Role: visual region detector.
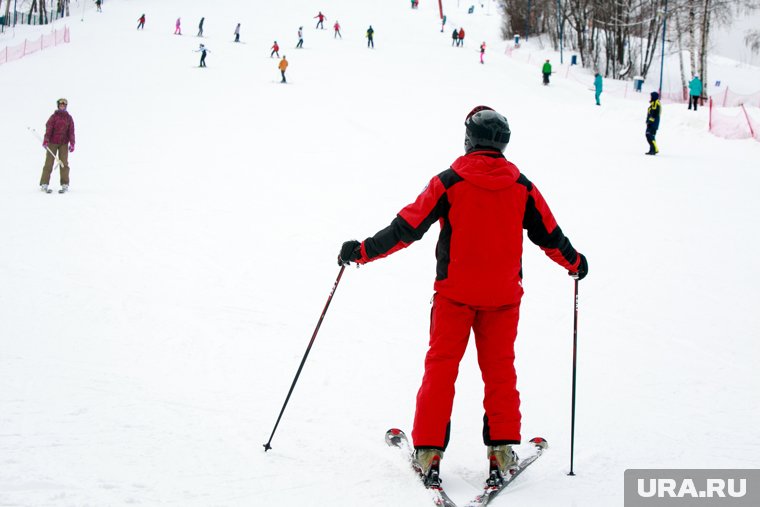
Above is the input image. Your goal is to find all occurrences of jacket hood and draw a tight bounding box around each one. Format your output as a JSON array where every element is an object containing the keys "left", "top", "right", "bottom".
[{"left": 450, "top": 150, "right": 519, "bottom": 191}]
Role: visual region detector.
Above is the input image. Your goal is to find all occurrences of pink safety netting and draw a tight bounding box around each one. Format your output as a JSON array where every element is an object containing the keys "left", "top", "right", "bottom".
[{"left": 0, "top": 26, "right": 69, "bottom": 65}]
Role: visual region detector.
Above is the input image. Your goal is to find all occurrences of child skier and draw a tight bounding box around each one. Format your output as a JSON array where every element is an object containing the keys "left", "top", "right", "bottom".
[{"left": 195, "top": 44, "right": 209, "bottom": 67}]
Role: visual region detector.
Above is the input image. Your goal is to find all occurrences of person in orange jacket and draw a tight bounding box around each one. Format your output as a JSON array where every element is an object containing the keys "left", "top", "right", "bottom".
[{"left": 278, "top": 55, "right": 289, "bottom": 83}]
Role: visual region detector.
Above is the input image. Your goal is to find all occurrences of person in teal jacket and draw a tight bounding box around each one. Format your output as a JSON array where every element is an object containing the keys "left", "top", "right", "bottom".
[
  {"left": 594, "top": 73, "right": 603, "bottom": 105},
  {"left": 688, "top": 75, "right": 703, "bottom": 111},
  {"left": 542, "top": 59, "right": 551, "bottom": 85}
]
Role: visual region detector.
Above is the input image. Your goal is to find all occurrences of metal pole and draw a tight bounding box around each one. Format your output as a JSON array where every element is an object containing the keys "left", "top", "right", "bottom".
[
  {"left": 526, "top": 0, "right": 531, "bottom": 41},
  {"left": 263, "top": 265, "right": 347, "bottom": 452},
  {"left": 568, "top": 278, "right": 579, "bottom": 476},
  {"left": 557, "top": 0, "right": 563, "bottom": 64},
  {"left": 658, "top": 0, "right": 668, "bottom": 95}
]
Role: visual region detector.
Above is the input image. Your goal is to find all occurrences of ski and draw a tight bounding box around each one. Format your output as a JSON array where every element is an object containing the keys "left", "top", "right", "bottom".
[
  {"left": 385, "top": 428, "right": 458, "bottom": 507},
  {"left": 462, "top": 437, "right": 548, "bottom": 507}
]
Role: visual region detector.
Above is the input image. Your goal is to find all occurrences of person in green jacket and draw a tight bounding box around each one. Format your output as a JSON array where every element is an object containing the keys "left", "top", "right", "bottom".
[
  {"left": 688, "top": 75, "right": 703, "bottom": 111},
  {"left": 594, "top": 72, "right": 603, "bottom": 105},
  {"left": 542, "top": 59, "right": 551, "bottom": 85}
]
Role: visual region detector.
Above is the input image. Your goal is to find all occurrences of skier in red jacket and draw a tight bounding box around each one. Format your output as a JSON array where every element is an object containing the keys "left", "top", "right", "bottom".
[{"left": 338, "top": 105, "right": 587, "bottom": 485}]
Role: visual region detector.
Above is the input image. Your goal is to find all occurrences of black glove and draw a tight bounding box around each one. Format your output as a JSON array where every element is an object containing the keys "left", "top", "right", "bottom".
[
  {"left": 338, "top": 240, "right": 362, "bottom": 266},
  {"left": 570, "top": 253, "right": 588, "bottom": 280}
]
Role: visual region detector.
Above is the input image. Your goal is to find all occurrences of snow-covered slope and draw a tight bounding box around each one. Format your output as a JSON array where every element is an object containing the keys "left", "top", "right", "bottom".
[{"left": 1, "top": 1, "right": 759, "bottom": 506}]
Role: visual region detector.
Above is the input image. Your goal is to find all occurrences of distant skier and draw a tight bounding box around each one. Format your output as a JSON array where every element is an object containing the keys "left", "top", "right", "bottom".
[
  {"left": 296, "top": 26, "right": 304, "bottom": 48},
  {"left": 195, "top": 44, "right": 209, "bottom": 67},
  {"left": 95, "top": 0, "right": 102, "bottom": 12},
  {"left": 688, "top": 75, "right": 702, "bottom": 111},
  {"left": 198, "top": 17, "right": 205, "bottom": 37},
  {"left": 458, "top": 27, "right": 465, "bottom": 47},
  {"left": 315, "top": 11, "right": 326, "bottom": 29},
  {"left": 451, "top": 28, "right": 458, "bottom": 46},
  {"left": 441, "top": 14, "right": 447, "bottom": 32},
  {"left": 594, "top": 72, "right": 603, "bottom": 106},
  {"left": 411, "top": 0, "right": 419, "bottom": 8},
  {"left": 174, "top": 17, "right": 182, "bottom": 35},
  {"left": 542, "top": 59, "right": 551, "bottom": 85},
  {"left": 366, "top": 25, "right": 374, "bottom": 48},
  {"left": 278, "top": 55, "right": 289, "bottom": 83},
  {"left": 333, "top": 21, "right": 342, "bottom": 38},
  {"left": 480, "top": 41, "right": 486, "bottom": 64},
  {"left": 271, "top": 41, "right": 280, "bottom": 58},
  {"left": 234, "top": 23, "right": 241, "bottom": 42},
  {"left": 337, "top": 105, "right": 587, "bottom": 486},
  {"left": 137, "top": 14, "right": 145, "bottom": 30},
  {"left": 645, "top": 91, "right": 661, "bottom": 155},
  {"left": 39, "top": 98, "right": 76, "bottom": 194}
]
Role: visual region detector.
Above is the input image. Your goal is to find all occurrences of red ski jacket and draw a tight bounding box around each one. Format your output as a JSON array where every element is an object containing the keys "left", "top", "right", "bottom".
[
  {"left": 44, "top": 110, "right": 75, "bottom": 146},
  {"left": 355, "top": 150, "right": 582, "bottom": 306}
]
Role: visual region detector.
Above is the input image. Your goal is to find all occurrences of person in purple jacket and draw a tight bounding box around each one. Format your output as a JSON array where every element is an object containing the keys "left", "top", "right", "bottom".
[{"left": 39, "top": 98, "right": 75, "bottom": 193}]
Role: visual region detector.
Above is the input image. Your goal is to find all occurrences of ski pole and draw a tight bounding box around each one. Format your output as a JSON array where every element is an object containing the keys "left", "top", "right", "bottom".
[
  {"left": 27, "top": 127, "right": 63, "bottom": 172},
  {"left": 263, "top": 264, "right": 347, "bottom": 452},
  {"left": 568, "top": 277, "right": 579, "bottom": 476}
]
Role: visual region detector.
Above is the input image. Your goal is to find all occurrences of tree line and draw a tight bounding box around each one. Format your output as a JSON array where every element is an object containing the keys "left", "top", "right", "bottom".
[{"left": 499, "top": 0, "right": 760, "bottom": 96}]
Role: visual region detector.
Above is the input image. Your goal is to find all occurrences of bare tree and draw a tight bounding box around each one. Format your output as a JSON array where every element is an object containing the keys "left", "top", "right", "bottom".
[{"left": 747, "top": 30, "right": 760, "bottom": 53}]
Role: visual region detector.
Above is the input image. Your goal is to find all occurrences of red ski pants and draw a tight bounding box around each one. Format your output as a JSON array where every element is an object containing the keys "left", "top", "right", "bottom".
[{"left": 412, "top": 293, "right": 522, "bottom": 449}]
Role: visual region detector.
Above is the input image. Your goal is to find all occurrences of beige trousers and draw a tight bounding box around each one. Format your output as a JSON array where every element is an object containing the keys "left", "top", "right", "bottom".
[{"left": 39, "top": 144, "right": 70, "bottom": 186}]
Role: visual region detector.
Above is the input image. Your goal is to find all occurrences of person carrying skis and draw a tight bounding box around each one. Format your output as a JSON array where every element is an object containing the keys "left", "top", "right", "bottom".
[
  {"left": 688, "top": 75, "right": 702, "bottom": 111},
  {"left": 39, "top": 98, "right": 76, "bottom": 194},
  {"left": 174, "top": 17, "right": 182, "bottom": 35},
  {"left": 480, "top": 41, "right": 486, "bottom": 64},
  {"left": 594, "top": 72, "right": 603, "bottom": 106},
  {"left": 645, "top": 91, "right": 661, "bottom": 155},
  {"left": 337, "top": 105, "right": 588, "bottom": 486},
  {"left": 542, "top": 59, "right": 551, "bottom": 85},
  {"left": 458, "top": 27, "right": 465, "bottom": 46},
  {"left": 278, "top": 55, "right": 288, "bottom": 83},
  {"left": 314, "top": 11, "right": 326, "bottom": 29},
  {"left": 195, "top": 44, "right": 209, "bottom": 67},
  {"left": 333, "top": 20, "right": 342, "bottom": 38},
  {"left": 136, "top": 14, "right": 145, "bottom": 30},
  {"left": 366, "top": 25, "right": 374, "bottom": 48},
  {"left": 234, "top": 23, "right": 241, "bottom": 42},
  {"left": 271, "top": 41, "right": 280, "bottom": 58},
  {"left": 198, "top": 17, "right": 205, "bottom": 37},
  {"left": 296, "top": 27, "right": 304, "bottom": 48}
]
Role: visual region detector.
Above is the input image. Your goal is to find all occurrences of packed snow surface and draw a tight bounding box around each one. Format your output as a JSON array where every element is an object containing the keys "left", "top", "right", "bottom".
[{"left": 1, "top": 1, "right": 759, "bottom": 506}]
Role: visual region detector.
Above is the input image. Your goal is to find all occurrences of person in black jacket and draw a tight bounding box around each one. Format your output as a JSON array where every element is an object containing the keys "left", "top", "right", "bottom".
[{"left": 646, "top": 91, "right": 661, "bottom": 155}]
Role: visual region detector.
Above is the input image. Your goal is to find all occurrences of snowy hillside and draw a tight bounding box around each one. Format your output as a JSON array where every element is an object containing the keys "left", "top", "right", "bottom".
[{"left": 1, "top": 1, "right": 759, "bottom": 506}]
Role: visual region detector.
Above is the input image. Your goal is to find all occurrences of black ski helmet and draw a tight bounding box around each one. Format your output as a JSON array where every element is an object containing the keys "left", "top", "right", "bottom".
[{"left": 464, "top": 105, "right": 510, "bottom": 153}]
